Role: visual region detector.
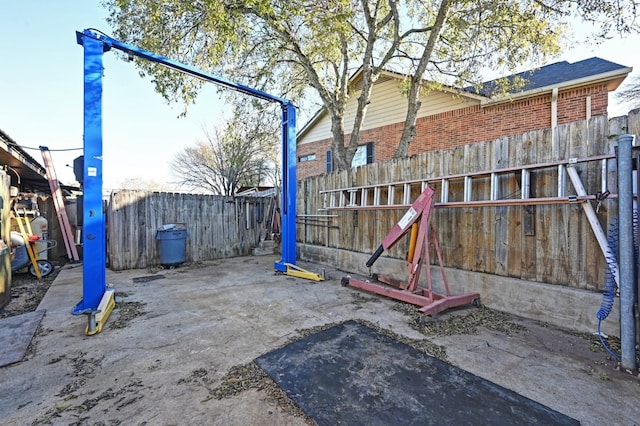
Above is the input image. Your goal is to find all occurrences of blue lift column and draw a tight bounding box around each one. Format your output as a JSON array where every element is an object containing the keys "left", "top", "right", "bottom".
[
  {"left": 275, "top": 102, "right": 297, "bottom": 272},
  {"left": 72, "top": 29, "right": 320, "bottom": 334},
  {"left": 73, "top": 31, "right": 115, "bottom": 335},
  {"left": 273, "top": 101, "right": 323, "bottom": 282}
]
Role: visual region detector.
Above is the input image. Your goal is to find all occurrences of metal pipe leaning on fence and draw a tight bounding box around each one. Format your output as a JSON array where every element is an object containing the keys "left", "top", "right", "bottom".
[{"left": 614, "top": 134, "right": 637, "bottom": 372}]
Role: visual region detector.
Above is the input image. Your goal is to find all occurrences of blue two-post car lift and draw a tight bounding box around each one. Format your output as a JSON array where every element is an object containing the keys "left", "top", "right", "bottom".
[{"left": 74, "top": 28, "right": 317, "bottom": 335}]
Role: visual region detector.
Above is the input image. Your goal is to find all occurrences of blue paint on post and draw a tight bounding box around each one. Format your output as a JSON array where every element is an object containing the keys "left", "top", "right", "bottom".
[
  {"left": 275, "top": 103, "right": 297, "bottom": 272},
  {"left": 73, "top": 29, "right": 299, "bottom": 303},
  {"left": 73, "top": 32, "right": 108, "bottom": 314},
  {"left": 80, "top": 30, "right": 289, "bottom": 105}
]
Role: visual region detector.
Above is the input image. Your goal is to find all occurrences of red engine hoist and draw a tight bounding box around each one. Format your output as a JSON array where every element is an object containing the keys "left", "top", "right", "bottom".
[{"left": 341, "top": 186, "right": 480, "bottom": 316}]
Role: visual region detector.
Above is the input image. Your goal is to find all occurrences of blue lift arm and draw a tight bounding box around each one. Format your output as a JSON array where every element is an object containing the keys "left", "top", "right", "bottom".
[{"left": 74, "top": 29, "right": 299, "bottom": 328}]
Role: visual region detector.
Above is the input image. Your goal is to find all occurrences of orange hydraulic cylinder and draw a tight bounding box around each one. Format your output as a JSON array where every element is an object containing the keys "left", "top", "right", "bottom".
[{"left": 407, "top": 223, "right": 419, "bottom": 262}]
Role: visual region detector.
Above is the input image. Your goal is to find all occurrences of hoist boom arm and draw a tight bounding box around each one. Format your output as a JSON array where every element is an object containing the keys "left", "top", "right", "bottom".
[{"left": 366, "top": 187, "right": 435, "bottom": 267}]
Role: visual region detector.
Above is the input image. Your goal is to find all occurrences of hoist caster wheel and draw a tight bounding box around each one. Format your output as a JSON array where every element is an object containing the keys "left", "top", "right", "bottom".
[
  {"left": 371, "top": 273, "right": 379, "bottom": 282},
  {"left": 473, "top": 298, "right": 482, "bottom": 308},
  {"left": 341, "top": 276, "right": 350, "bottom": 287}
]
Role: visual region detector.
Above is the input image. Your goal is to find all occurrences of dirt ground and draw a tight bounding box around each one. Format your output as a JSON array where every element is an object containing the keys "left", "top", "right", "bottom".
[
  {"left": 1, "top": 257, "right": 639, "bottom": 425},
  {"left": 0, "top": 267, "right": 60, "bottom": 319}
]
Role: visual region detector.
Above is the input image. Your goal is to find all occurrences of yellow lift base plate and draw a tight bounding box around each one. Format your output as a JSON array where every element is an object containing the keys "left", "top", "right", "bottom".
[
  {"left": 283, "top": 263, "right": 325, "bottom": 282},
  {"left": 86, "top": 288, "right": 116, "bottom": 336}
]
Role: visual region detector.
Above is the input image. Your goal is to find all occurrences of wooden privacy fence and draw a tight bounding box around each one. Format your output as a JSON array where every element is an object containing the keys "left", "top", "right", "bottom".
[
  {"left": 107, "top": 190, "right": 274, "bottom": 271},
  {"left": 298, "top": 114, "right": 639, "bottom": 292}
]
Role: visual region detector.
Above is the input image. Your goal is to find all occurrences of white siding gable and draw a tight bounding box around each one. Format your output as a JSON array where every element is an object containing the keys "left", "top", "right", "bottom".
[{"left": 299, "top": 78, "right": 480, "bottom": 145}]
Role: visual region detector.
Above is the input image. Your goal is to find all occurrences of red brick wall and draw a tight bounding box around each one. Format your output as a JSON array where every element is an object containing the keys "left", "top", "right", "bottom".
[
  {"left": 297, "top": 139, "right": 331, "bottom": 179},
  {"left": 297, "top": 84, "right": 609, "bottom": 180}
]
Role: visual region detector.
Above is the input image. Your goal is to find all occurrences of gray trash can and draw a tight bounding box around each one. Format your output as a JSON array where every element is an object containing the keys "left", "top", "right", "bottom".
[{"left": 156, "top": 223, "right": 188, "bottom": 267}]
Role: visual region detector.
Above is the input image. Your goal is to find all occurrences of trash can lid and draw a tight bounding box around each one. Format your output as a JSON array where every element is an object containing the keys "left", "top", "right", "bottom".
[{"left": 158, "top": 223, "right": 187, "bottom": 231}]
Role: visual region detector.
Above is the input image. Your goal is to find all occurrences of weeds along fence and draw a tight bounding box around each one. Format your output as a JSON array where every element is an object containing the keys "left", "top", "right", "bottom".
[
  {"left": 298, "top": 113, "right": 640, "bottom": 292},
  {"left": 106, "top": 190, "right": 274, "bottom": 271}
]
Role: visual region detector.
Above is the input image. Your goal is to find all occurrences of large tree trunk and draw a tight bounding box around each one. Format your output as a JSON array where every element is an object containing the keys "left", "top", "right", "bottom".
[
  {"left": 347, "top": 67, "right": 378, "bottom": 162},
  {"left": 328, "top": 0, "right": 400, "bottom": 172},
  {"left": 331, "top": 114, "right": 351, "bottom": 171},
  {"left": 394, "top": 82, "right": 422, "bottom": 159},
  {"left": 331, "top": 68, "right": 380, "bottom": 171},
  {"left": 394, "top": 0, "right": 451, "bottom": 159}
]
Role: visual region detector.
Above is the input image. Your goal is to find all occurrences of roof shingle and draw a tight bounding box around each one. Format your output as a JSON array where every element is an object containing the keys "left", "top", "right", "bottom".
[{"left": 468, "top": 57, "right": 630, "bottom": 97}]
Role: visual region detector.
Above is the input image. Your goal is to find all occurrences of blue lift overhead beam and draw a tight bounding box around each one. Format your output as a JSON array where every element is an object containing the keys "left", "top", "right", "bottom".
[{"left": 74, "top": 29, "right": 298, "bottom": 325}]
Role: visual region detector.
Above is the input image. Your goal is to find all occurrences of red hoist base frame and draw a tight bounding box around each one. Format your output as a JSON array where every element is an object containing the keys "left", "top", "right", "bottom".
[{"left": 341, "top": 186, "right": 480, "bottom": 316}]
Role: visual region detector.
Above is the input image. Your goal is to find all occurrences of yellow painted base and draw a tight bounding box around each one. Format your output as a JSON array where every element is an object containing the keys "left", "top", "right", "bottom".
[
  {"left": 86, "top": 288, "right": 116, "bottom": 336},
  {"left": 284, "top": 263, "right": 325, "bottom": 282}
]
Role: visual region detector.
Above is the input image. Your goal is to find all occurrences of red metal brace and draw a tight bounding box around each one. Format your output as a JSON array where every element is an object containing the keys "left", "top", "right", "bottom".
[{"left": 342, "top": 186, "right": 480, "bottom": 316}]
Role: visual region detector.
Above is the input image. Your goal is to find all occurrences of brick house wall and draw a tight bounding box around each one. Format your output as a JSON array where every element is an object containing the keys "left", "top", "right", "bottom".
[{"left": 296, "top": 83, "right": 609, "bottom": 180}]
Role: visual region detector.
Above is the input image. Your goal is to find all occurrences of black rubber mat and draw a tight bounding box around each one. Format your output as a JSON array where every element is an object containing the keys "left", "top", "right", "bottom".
[
  {"left": 255, "top": 320, "right": 579, "bottom": 426},
  {"left": 0, "top": 310, "right": 45, "bottom": 367}
]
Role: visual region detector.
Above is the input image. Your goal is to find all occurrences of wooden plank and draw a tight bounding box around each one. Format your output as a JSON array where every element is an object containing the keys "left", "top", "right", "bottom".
[
  {"left": 520, "top": 132, "right": 538, "bottom": 280},
  {"left": 318, "top": 176, "right": 338, "bottom": 247},
  {"left": 450, "top": 146, "right": 466, "bottom": 269},
  {"left": 506, "top": 134, "right": 523, "bottom": 282},
  {"left": 530, "top": 131, "right": 555, "bottom": 283},
  {"left": 584, "top": 116, "right": 609, "bottom": 289},
  {"left": 463, "top": 143, "right": 478, "bottom": 272},
  {"left": 136, "top": 193, "right": 148, "bottom": 269},
  {"left": 566, "top": 120, "right": 588, "bottom": 287},
  {"left": 340, "top": 170, "right": 355, "bottom": 252},
  {"left": 469, "top": 141, "right": 491, "bottom": 273},
  {"left": 352, "top": 167, "right": 364, "bottom": 252},
  {"left": 428, "top": 150, "right": 446, "bottom": 267},
  {"left": 552, "top": 124, "right": 573, "bottom": 285},
  {"left": 439, "top": 147, "right": 457, "bottom": 268},
  {"left": 539, "top": 128, "right": 569, "bottom": 285},
  {"left": 513, "top": 132, "right": 539, "bottom": 279},
  {"left": 332, "top": 172, "right": 345, "bottom": 250},
  {"left": 368, "top": 162, "right": 381, "bottom": 251},
  {"left": 494, "top": 136, "right": 510, "bottom": 277},
  {"left": 105, "top": 190, "right": 264, "bottom": 270}
]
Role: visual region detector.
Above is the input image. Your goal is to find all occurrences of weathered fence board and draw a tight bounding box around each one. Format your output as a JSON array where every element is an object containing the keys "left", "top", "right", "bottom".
[
  {"left": 493, "top": 137, "right": 510, "bottom": 277},
  {"left": 107, "top": 191, "right": 269, "bottom": 271},
  {"left": 298, "top": 114, "right": 638, "bottom": 291}
]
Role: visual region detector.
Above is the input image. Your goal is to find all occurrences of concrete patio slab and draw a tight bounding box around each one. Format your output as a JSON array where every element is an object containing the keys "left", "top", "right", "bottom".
[{"left": 0, "top": 255, "right": 638, "bottom": 425}]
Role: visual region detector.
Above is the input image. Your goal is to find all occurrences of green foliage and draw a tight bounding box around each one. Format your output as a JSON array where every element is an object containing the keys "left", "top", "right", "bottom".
[
  {"left": 422, "top": 0, "right": 563, "bottom": 86},
  {"left": 103, "top": 0, "right": 640, "bottom": 168},
  {"left": 104, "top": 0, "right": 358, "bottom": 108}
]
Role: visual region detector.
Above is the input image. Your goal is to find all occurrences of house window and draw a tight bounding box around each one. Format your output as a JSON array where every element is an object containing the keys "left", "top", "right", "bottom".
[
  {"left": 351, "top": 142, "right": 374, "bottom": 168},
  {"left": 299, "top": 153, "right": 316, "bottom": 162},
  {"left": 326, "top": 142, "right": 374, "bottom": 173}
]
